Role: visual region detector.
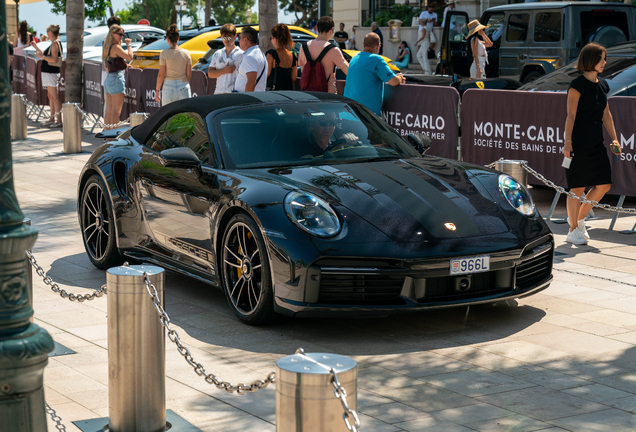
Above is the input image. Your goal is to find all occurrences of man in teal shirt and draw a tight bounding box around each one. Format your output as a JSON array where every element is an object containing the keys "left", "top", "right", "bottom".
[{"left": 344, "top": 32, "right": 405, "bottom": 115}]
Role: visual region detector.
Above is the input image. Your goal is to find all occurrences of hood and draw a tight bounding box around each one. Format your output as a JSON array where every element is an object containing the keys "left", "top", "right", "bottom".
[{"left": 261, "top": 158, "right": 511, "bottom": 243}]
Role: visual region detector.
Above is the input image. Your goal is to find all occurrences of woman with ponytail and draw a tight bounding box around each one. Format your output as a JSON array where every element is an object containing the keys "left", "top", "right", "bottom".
[{"left": 155, "top": 24, "right": 192, "bottom": 106}]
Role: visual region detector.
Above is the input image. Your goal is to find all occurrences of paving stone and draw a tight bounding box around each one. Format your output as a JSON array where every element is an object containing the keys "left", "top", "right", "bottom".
[
  {"left": 477, "top": 386, "right": 607, "bottom": 421},
  {"left": 464, "top": 413, "right": 550, "bottom": 432},
  {"left": 562, "top": 383, "right": 633, "bottom": 402},
  {"left": 421, "top": 368, "right": 537, "bottom": 397},
  {"left": 548, "top": 408, "right": 636, "bottom": 431}
]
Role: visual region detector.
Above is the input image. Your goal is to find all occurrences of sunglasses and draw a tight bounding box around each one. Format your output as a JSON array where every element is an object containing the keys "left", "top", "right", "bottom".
[
  {"left": 221, "top": 36, "right": 234, "bottom": 41},
  {"left": 115, "top": 33, "right": 124, "bottom": 37},
  {"left": 318, "top": 119, "right": 337, "bottom": 127}
]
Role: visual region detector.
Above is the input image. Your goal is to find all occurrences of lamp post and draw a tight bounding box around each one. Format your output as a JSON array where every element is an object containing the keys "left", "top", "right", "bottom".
[{"left": 0, "top": 2, "right": 55, "bottom": 431}]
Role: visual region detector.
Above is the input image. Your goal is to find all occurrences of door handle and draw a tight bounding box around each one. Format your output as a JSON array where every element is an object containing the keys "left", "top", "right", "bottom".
[{"left": 520, "top": 54, "right": 528, "bottom": 60}]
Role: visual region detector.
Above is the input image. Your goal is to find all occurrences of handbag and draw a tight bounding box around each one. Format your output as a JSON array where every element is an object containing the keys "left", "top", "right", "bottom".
[
  {"left": 49, "top": 41, "right": 63, "bottom": 68},
  {"left": 427, "top": 48, "right": 436, "bottom": 60}
]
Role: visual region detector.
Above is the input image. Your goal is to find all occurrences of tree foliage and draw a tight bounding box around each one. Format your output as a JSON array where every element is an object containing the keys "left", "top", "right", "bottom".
[
  {"left": 209, "top": 0, "right": 255, "bottom": 25},
  {"left": 363, "top": 4, "right": 421, "bottom": 27},
  {"left": 47, "top": 0, "right": 110, "bottom": 22},
  {"left": 279, "top": 0, "right": 316, "bottom": 27}
]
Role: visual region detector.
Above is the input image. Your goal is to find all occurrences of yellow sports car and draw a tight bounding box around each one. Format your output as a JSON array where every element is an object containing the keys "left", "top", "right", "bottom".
[
  {"left": 132, "top": 24, "right": 400, "bottom": 72},
  {"left": 131, "top": 24, "right": 317, "bottom": 69}
]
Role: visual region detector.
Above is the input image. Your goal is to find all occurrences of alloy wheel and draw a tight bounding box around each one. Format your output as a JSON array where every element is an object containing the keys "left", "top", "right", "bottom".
[
  {"left": 81, "top": 182, "right": 112, "bottom": 262},
  {"left": 222, "top": 222, "right": 264, "bottom": 316}
]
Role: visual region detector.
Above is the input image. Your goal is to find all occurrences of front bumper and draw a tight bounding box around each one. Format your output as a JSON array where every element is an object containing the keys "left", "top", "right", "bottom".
[{"left": 273, "top": 235, "right": 554, "bottom": 317}]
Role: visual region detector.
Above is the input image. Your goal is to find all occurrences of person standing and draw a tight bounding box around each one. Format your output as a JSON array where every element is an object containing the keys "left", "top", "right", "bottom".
[
  {"left": 370, "top": 22, "right": 383, "bottom": 55},
  {"left": 234, "top": 27, "right": 267, "bottom": 92},
  {"left": 415, "top": 21, "right": 431, "bottom": 75},
  {"left": 155, "top": 24, "right": 192, "bottom": 106},
  {"left": 31, "top": 24, "right": 63, "bottom": 127},
  {"left": 309, "top": 20, "right": 318, "bottom": 35},
  {"left": 266, "top": 24, "right": 297, "bottom": 91},
  {"left": 102, "top": 16, "right": 122, "bottom": 118},
  {"left": 347, "top": 26, "right": 356, "bottom": 50},
  {"left": 298, "top": 16, "right": 349, "bottom": 94},
  {"left": 102, "top": 25, "right": 132, "bottom": 129},
  {"left": 467, "top": 20, "right": 492, "bottom": 79},
  {"left": 344, "top": 33, "right": 405, "bottom": 116},
  {"left": 563, "top": 43, "right": 621, "bottom": 245},
  {"left": 208, "top": 23, "right": 243, "bottom": 94},
  {"left": 419, "top": 5, "right": 437, "bottom": 52},
  {"left": 441, "top": 0, "right": 456, "bottom": 28},
  {"left": 334, "top": 23, "right": 349, "bottom": 50},
  {"left": 14, "top": 21, "right": 33, "bottom": 55}
]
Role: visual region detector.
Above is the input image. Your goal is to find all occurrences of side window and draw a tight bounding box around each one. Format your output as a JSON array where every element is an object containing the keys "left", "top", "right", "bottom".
[
  {"left": 506, "top": 13, "right": 529, "bottom": 42},
  {"left": 146, "top": 112, "right": 211, "bottom": 163},
  {"left": 534, "top": 12, "right": 562, "bottom": 42},
  {"left": 484, "top": 13, "right": 505, "bottom": 43}
]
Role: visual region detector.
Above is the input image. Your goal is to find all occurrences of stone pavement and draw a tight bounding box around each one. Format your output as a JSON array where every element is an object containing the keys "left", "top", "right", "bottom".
[{"left": 11, "top": 120, "right": 636, "bottom": 432}]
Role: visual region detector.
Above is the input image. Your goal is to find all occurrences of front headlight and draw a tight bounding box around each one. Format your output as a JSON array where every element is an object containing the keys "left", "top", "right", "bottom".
[
  {"left": 284, "top": 191, "right": 341, "bottom": 238},
  {"left": 498, "top": 175, "right": 535, "bottom": 216}
]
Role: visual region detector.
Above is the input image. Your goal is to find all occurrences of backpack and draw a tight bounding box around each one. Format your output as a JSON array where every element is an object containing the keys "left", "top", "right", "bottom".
[{"left": 300, "top": 43, "right": 335, "bottom": 92}]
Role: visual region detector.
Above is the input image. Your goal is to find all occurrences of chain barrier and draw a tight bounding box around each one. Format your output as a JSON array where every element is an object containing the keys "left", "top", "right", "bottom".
[
  {"left": 46, "top": 403, "right": 67, "bottom": 432},
  {"left": 72, "top": 104, "right": 130, "bottom": 129},
  {"left": 142, "top": 273, "right": 276, "bottom": 395},
  {"left": 26, "top": 250, "right": 106, "bottom": 301},
  {"left": 486, "top": 159, "right": 636, "bottom": 215},
  {"left": 295, "top": 348, "right": 361, "bottom": 432}
]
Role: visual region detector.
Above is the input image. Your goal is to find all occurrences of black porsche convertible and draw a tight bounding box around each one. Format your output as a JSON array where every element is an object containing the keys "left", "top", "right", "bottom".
[{"left": 78, "top": 92, "right": 553, "bottom": 325}]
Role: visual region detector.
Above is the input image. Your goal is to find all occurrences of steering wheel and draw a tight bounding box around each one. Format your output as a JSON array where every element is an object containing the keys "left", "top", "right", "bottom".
[{"left": 323, "top": 138, "right": 348, "bottom": 153}]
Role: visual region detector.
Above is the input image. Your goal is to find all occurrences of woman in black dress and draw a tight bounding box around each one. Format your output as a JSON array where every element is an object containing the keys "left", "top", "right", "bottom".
[
  {"left": 564, "top": 43, "right": 621, "bottom": 245},
  {"left": 266, "top": 24, "right": 297, "bottom": 91}
]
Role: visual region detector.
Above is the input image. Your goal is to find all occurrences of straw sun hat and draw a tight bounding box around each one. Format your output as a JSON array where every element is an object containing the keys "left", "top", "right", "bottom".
[{"left": 466, "top": 20, "right": 488, "bottom": 38}]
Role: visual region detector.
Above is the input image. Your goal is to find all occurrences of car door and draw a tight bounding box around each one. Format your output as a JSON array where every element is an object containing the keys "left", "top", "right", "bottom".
[
  {"left": 500, "top": 12, "right": 530, "bottom": 80},
  {"left": 528, "top": 11, "right": 563, "bottom": 76},
  {"left": 137, "top": 112, "right": 218, "bottom": 274},
  {"left": 439, "top": 11, "right": 470, "bottom": 76}
]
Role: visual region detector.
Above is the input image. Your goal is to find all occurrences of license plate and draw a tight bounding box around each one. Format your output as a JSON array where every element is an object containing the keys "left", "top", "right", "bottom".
[{"left": 450, "top": 255, "right": 490, "bottom": 275}]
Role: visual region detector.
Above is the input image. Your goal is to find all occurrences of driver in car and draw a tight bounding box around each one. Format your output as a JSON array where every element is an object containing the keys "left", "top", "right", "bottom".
[{"left": 302, "top": 112, "right": 359, "bottom": 157}]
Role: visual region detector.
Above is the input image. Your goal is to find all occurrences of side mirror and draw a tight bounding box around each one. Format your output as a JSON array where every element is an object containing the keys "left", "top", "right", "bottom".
[
  {"left": 160, "top": 147, "right": 201, "bottom": 168},
  {"left": 407, "top": 133, "right": 432, "bottom": 154}
]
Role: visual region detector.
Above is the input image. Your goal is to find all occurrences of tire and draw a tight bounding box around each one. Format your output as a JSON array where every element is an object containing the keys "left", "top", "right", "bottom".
[
  {"left": 523, "top": 71, "right": 543, "bottom": 84},
  {"left": 79, "top": 175, "right": 123, "bottom": 270},
  {"left": 221, "top": 213, "right": 276, "bottom": 325},
  {"left": 587, "top": 25, "right": 627, "bottom": 48}
]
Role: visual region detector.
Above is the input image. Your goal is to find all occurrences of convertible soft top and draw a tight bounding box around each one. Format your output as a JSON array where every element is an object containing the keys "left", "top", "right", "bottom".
[{"left": 130, "top": 91, "right": 349, "bottom": 144}]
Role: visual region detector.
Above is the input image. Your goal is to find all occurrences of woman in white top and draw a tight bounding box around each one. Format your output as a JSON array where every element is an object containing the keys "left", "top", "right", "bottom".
[
  {"left": 14, "top": 21, "right": 33, "bottom": 54},
  {"left": 155, "top": 24, "right": 192, "bottom": 106},
  {"left": 467, "top": 20, "right": 493, "bottom": 79}
]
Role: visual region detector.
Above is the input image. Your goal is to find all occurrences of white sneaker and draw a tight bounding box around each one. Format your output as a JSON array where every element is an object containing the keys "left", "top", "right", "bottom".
[
  {"left": 568, "top": 217, "right": 590, "bottom": 240},
  {"left": 577, "top": 218, "right": 590, "bottom": 240},
  {"left": 566, "top": 228, "right": 588, "bottom": 245}
]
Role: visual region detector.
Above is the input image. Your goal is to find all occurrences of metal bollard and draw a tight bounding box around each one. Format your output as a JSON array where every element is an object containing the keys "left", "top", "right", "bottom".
[
  {"left": 62, "top": 103, "right": 82, "bottom": 154},
  {"left": 11, "top": 94, "right": 28, "bottom": 140},
  {"left": 107, "top": 264, "right": 166, "bottom": 432},
  {"left": 130, "top": 112, "right": 148, "bottom": 128},
  {"left": 495, "top": 159, "right": 528, "bottom": 187},
  {"left": 276, "top": 352, "right": 357, "bottom": 432}
]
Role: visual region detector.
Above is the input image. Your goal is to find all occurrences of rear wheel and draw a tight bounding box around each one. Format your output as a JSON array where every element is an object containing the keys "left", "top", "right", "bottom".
[
  {"left": 523, "top": 71, "right": 543, "bottom": 84},
  {"left": 79, "top": 175, "right": 122, "bottom": 269},
  {"left": 221, "top": 213, "right": 276, "bottom": 325}
]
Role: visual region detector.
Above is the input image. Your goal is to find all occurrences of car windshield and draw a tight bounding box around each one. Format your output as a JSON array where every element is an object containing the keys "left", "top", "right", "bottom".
[
  {"left": 520, "top": 55, "right": 636, "bottom": 94},
  {"left": 214, "top": 102, "right": 420, "bottom": 169},
  {"left": 142, "top": 37, "right": 189, "bottom": 50}
]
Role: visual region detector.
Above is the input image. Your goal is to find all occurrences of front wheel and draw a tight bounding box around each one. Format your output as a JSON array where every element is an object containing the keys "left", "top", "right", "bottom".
[
  {"left": 523, "top": 71, "right": 543, "bottom": 84},
  {"left": 221, "top": 213, "right": 276, "bottom": 325},
  {"left": 79, "top": 175, "right": 123, "bottom": 269}
]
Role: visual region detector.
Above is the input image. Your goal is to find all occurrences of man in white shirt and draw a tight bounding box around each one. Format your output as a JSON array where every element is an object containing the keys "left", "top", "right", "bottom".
[
  {"left": 419, "top": 4, "right": 438, "bottom": 50},
  {"left": 441, "top": 0, "right": 456, "bottom": 29},
  {"left": 234, "top": 26, "right": 267, "bottom": 92},
  {"left": 208, "top": 23, "right": 244, "bottom": 94}
]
